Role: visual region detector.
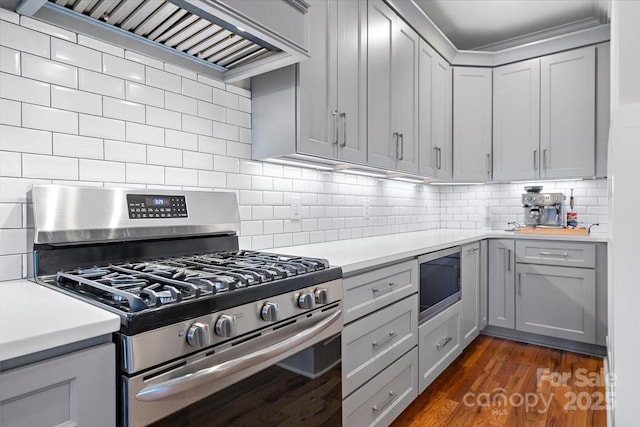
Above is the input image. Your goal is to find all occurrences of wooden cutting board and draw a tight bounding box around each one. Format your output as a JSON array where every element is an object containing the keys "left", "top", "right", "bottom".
[{"left": 514, "top": 227, "right": 589, "bottom": 236}]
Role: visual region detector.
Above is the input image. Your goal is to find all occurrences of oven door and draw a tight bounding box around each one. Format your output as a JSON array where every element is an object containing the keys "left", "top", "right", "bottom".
[{"left": 124, "top": 303, "right": 343, "bottom": 427}]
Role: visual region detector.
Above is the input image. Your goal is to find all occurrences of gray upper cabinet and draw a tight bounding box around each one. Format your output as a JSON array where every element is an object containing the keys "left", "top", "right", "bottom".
[
  {"left": 493, "top": 59, "right": 541, "bottom": 181},
  {"left": 300, "top": 0, "right": 367, "bottom": 162},
  {"left": 540, "top": 46, "right": 596, "bottom": 179},
  {"left": 368, "top": 0, "right": 419, "bottom": 173},
  {"left": 453, "top": 67, "right": 493, "bottom": 182},
  {"left": 432, "top": 55, "right": 452, "bottom": 180}
]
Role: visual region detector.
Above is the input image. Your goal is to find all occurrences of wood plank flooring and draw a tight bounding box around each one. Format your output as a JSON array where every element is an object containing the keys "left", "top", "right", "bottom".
[{"left": 392, "top": 336, "right": 607, "bottom": 427}]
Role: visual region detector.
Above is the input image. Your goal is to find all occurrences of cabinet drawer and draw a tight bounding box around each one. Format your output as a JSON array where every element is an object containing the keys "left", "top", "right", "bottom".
[
  {"left": 418, "top": 303, "right": 461, "bottom": 393},
  {"left": 343, "top": 347, "right": 418, "bottom": 427},
  {"left": 516, "top": 240, "right": 595, "bottom": 268},
  {"left": 343, "top": 260, "right": 418, "bottom": 324},
  {"left": 342, "top": 294, "right": 418, "bottom": 397}
]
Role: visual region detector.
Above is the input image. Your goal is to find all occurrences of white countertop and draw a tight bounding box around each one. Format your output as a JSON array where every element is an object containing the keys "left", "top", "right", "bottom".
[
  {"left": 0, "top": 279, "right": 121, "bottom": 362},
  {"left": 276, "top": 229, "right": 607, "bottom": 275}
]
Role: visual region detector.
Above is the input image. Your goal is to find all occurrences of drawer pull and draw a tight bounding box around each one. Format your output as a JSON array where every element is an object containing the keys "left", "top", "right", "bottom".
[
  {"left": 436, "top": 336, "right": 453, "bottom": 350},
  {"left": 372, "top": 332, "right": 397, "bottom": 348},
  {"left": 372, "top": 282, "right": 396, "bottom": 296},
  {"left": 539, "top": 251, "right": 569, "bottom": 257},
  {"left": 372, "top": 390, "right": 397, "bottom": 413},
  {"left": 467, "top": 246, "right": 479, "bottom": 253}
]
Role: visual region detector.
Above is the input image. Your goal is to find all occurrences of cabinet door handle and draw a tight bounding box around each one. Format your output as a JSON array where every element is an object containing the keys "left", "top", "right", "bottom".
[
  {"left": 507, "top": 249, "right": 511, "bottom": 271},
  {"left": 539, "top": 251, "right": 569, "bottom": 257},
  {"left": 398, "top": 133, "right": 404, "bottom": 160},
  {"left": 394, "top": 132, "right": 399, "bottom": 160},
  {"left": 433, "top": 146, "right": 438, "bottom": 169},
  {"left": 372, "top": 282, "right": 397, "bottom": 296},
  {"left": 372, "top": 331, "right": 397, "bottom": 348},
  {"left": 331, "top": 110, "right": 339, "bottom": 145},
  {"left": 467, "top": 246, "right": 479, "bottom": 253},
  {"left": 372, "top": 390, "right": 397, "bottom": 413},
  {"left": 543, "top": 149, "right": 548, "bottom": 170},
  {"left": 437, "top": 147, "right": 442, "bottom": 170},
  {"left": 486, "top": 153, "right": 491, "bottom": 176},
  {"left": 340, "top": 112, "right": 347, "bottom": 147},
  {"left": 518, "top": 273, "right": 522, "bottom": 296},
  {"left": 533, "top": 150, "right": 538, "bottom": 170},
  {"left": 436, "top": 336, "right": 452, "bottom": 349}
]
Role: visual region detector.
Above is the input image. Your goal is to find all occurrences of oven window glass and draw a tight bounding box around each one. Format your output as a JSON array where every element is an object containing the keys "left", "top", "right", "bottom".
[
  {"left": 419, "top": 252, "right": 461, "bottom": 319},
  {"left": 150, "top": 335, "right": 342, "bottom": 427}
]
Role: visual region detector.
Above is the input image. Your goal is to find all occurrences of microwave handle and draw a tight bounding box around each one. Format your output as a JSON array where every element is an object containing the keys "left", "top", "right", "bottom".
[
  {"left": 455, "top": 265, "right": 460, "bottom": 290},
  {"left": 135, "top": 309, "right": 342, "bottom": 402}
]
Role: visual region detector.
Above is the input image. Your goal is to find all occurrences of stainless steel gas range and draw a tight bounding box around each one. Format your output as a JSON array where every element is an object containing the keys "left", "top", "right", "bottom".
[{"left": 31, "top": 185, "right": 343, "bottom": 427}]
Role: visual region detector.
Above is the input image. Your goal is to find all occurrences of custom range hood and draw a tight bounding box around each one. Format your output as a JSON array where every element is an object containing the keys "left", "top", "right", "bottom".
[{"left": 2, "top": 0, "right": 310, "bottom": 82}]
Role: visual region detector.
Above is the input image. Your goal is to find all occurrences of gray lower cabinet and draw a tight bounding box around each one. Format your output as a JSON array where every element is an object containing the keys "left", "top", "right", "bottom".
[
  {"left": 488, "top": 239, "right": 516, "bottom": 328},
  {"left": 343, "top": 347, "right": 418, "bottom": 427},
  {"left": 0, "top": 343, "right": 115, "bottom": 427},
  {"left": 460, "top": 242, "right": 481, "bottom": 348},
  {"left": 515, "top": 264, "right": 596, "bottom": 343}
]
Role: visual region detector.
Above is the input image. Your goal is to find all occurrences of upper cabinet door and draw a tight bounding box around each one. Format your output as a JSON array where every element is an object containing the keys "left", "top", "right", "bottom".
[
  {"left": 392, "top": 19, "right": 419, "bottom": 173},
  {"left": 493, "top": 59, "right": 541, "bottom": 182},
  {"left": 432, "top": 56, "right": 452, "bottom": 180},
  {"left": 367, "top": 0, "right": 396, "bottom": 170},
  {"left": 298, "top": 0, "right": 338, "bottom": 158},
  {"left": 418, "top": 39, "right": 436, "bottom": 177},
  {"left": 453, "top": 67, "right": 493, "bottom": 182},
  {"left": 540, "top": 46, "right": 596, "bottom": 179},
  {"left": 336, "top": 0, "right": 367, "bottom": 164}
]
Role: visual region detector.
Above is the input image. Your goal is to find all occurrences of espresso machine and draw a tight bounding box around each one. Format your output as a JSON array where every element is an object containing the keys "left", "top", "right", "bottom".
[{"left": 521, "top": 186, "right": 565, "bottom": 227}]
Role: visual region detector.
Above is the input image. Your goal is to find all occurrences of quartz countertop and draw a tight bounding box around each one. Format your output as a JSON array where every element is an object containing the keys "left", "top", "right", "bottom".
[
  {"left": 275, "top": 229, "right": 607, "bottom": 276},
  {"left": 0, "top": 279, "right": 120, "bottom": 362}
]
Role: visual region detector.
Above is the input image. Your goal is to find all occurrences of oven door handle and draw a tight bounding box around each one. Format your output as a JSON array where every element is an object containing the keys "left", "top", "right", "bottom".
[{"left": 135, "top": 309, "right": 342, "bottom": 402}]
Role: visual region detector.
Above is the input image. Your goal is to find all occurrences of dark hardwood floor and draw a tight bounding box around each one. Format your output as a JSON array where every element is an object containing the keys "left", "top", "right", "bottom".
[{"left": 392, "top": 336, "right": 607, "bottom": 427}]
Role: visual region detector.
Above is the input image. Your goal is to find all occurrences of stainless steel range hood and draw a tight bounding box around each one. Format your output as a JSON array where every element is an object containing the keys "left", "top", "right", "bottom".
[{"left": 2, "top": 0, "right": 310, "bottom": 82}]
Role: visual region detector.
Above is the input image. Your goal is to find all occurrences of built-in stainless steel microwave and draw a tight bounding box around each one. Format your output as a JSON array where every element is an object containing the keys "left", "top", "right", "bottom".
[{"left": 417, "top": 246, "right": 461, "bottom": 323}]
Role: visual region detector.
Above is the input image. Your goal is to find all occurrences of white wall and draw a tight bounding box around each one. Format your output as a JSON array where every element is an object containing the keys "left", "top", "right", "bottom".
[
  {"left": 607, "top": 1, "right": 640, "bottom": 425},
  {"left": 0, "top": 9, "right": 440, "bottom": 282}
]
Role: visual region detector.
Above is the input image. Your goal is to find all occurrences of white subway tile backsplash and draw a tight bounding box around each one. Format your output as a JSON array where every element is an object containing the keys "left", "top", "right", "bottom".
[
  {"left": 51, "top": 38, "right": 100, "bottom": 71},
  {"left": 292, "top": 232, "right": 310, "bottom": 245},
  {"left": 227, "top": 141, "right": 251, "bottom": 159},
  {"left": 239, "top": 127, "right": 251, "bottom": 144},
  {"left": 147, "top": 146, "right": 182, "bottom": 167},
  {"left": 0, "top": 72, "right": 50, "bottom": 105},
  {"left": 127, "top": 120, "right": 164, "bottom": 146},
  {"left": 214, "top": 155, "right": 239, "bottom": 173},
  {"left": 79, "top": 159, "right": 125, "bottom": 182},
  {"left": 53, "top": 134, "right": 103, "bottom": 159},
  {"left": 51, "top": 86, "right": 102, "bottom": 115},
  {"left": 125, "top": 51, "right": 163, "bottom": 70},
  {"left": 126, "top": 81, "right": 164, "bottom": 107},
  {"left": 78, "top": 34, "right": 124, "bottom": 57},
  {"left": 22, "top": 54, "right": 78, "bottom": 89},
  {"left": 79, "top": 68, "right": 125, "bottom": 98},
  {"left": 166, "top": 129, "right": 197, "bottom": 151},
  {"left": 1, "top": 126, "right": 52, "bottom": 158},
  {"left": 0, "top": 46, "right": 20, "bottom": 75},
  {"left": 102, "top": 54, "right": 144, "bottom": 82},
  {"left": 165, "top": 167, "right": 198, "bottom": 186},
  {"left": 238, "top": 96, "right": 251, "bottom": 113},
  {"left": 198, "top": 136, "right": 226, "bottom": 155},
  {"left": 0, "top": 8, "right": 19, "bottom": 24},
  {"left": 105, "top": 140, "right": 146, "bottom": 163},
  {"left": 225, "top": 84, "right": 251, "bottom": 99},
  {"left": 226, "top": 109, "right": 251, "bottom": 128},
  {"left": 0, "top": 254, "right": 22, "bottom": 281},
  {"left": 213, "top": 88, "right": 238, "bottom": 109},
  {"left": 182, "top": 114, "right": 212, "bottom": 136},
  {"left": 0, "top": 21, "right": 49, "bottom": 57},
  {"left": 183, "top": 151, "right": 213, "bottom": 170},
  {"left": 145, "top": 67, "right": 181, "bottom": 93},
  {"left": 182, "top": 78, "right": 212, "bottom": 102},
  {"left": 252, "top": 206, "right": 273, "bottom": 220},
  {"left": 239, "top": 160, "right": 262, "bottom": 176},
  {"left": 79, "top": 114, "right": 125, "bottom": 140},
  {"left": 273, "top": 233, "right": 292, "bottom": 248},
  {"left": 104, "top": 97, "right": 145, "bottom": 123},
  {"left": 0, "top": 151, "right": 21, "bottom": 176},
  {"left": 0, "top": 98, "right": 21, "bottom": 125},
  {"left": 146, "top": 106, "right": 181, "bottom": 130},
  {"left": 197, "top": 74, "right": 225, "bottom": 90},
  {"left": 197, "top": 100, "right": 225, "bottom": 122},
  {"left": 166, "top": 92, "right": 197, "bottom": 115},
  {"left": 22, "top": 103, "right": 78, "bottom": 134},
  {"left": 164, "top": 63, "right": 197, "bottom": 80},
  {"left": 21, "top": 16, "right": 75, "bottom": 41},
  {"left": 239, "top": 190, "right": 262, "bottom": 205},
  {"left": 126, "top": 163, "right": 164, "bottom": 184},
  {"left": 241, "top": 220, "right": 263, "bottom": 236},
  {"left": 0, "top": 228, "right": 27, "bottom": 255},
  {"left": 251, "top": 235, "right": 273, "bottom": 250},
  {"left": 22, "top": 153, "right": 78, "bottom": 180},
  {"left": 197, "top": 170, "right": 226, "bottom": 188}
]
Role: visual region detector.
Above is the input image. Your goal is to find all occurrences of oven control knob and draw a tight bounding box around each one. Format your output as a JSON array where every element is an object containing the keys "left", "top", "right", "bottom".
[
  {"left": 314, "top": 288, "right": 330, "bottom": 305},
  {"left": 186, "top": 322, "right": 211, "bottom": 348},
  {"left": 215, "top": 314, "right": 237, "bottom": 337},
  {"left": 297, "top": 292, "right": 316, "bottom": 310},
  {"left": 261, "top": 302, "right": 280, "bottom": 322}
]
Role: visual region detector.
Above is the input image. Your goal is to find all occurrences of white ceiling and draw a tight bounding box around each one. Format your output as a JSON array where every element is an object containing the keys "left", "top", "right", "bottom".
[{"left": 413, "top": 0, "right": 610, "bottom": 51}]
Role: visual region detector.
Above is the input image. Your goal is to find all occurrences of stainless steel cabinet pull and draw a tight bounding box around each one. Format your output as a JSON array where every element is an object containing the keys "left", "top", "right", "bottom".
[
  {"left": 533, "top": 150, "right": 538, "bottom": 170},
  {"left": 331, "top": 110, "right": 339, "bottom": 145},
  {"left": 394, "top": 132, "right": 399, "bottom": 159},
  {"left": 518, "top": 273, "right": 522, "bottom": 296},
  {"left": 543, "top": 149, "right": 548, "bottom": 170},
  {"left": 486, "top": 153, "right": 491, "bottom": 175},
  {"left": 507, "top": 249, "right": 511, "bottom": 271},
  {"left": 467, "top": 247, "right": 479, "bottom": 253},
  {"left": 372, "top": 331, "right": 397, "bottom": 348},
  {"left": 398, "top": 133, "right": 404, "bottom": 160},
  {"left": 372, "top": 390, "right": 397, "bottom": 412},
  {"left": 436, "top": 336, "right": 452, "bottom": 349},
  {"left": 539, "top": 251, "right": 569, "bottom": 257},
  {"left": 433, "top": 146, "right": 438, "bottom": 169},
  {"left": 135, "top": 310, "right": 342, "bottom": 401},
  {"left": 340, "top": 112, "right": 347, "bottom": 147},
  {"left": 372, "top": 282, "right": 396, "bottom": 296}
]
